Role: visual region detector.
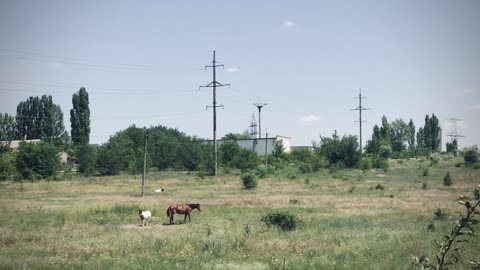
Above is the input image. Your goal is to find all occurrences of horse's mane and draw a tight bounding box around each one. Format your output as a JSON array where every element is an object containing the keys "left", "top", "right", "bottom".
[{"left": 187, "top": 203, "right": 200, "bottom": 209}]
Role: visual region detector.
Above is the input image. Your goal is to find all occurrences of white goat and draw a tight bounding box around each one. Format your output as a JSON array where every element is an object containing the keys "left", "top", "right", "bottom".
[{"left": 138, "top": 210, "right": 152, "bottom": 226}]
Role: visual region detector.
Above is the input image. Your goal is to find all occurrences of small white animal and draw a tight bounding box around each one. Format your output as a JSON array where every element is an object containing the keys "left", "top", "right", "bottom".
[
  {"left": 153, "top": 188, "right": 165, "bottom": 193},
  {"left": 139, "top": 210, "right": 152, "bottom": 226}
]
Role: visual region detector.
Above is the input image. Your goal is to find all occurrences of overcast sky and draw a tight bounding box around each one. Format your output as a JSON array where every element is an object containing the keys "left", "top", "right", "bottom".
[{"left": 1, "top": 0, "right": 479, "bottom": 149}]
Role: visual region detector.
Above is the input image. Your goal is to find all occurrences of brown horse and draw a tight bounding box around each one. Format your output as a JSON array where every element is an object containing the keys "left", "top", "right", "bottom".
[{"left": 166, "top": 203, "right": 201, "bottom": 225}]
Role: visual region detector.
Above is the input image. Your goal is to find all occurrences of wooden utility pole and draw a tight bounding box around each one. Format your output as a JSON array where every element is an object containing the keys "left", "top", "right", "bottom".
[{"left": 265, "top": 129, "right": 268, "bottom": 169}]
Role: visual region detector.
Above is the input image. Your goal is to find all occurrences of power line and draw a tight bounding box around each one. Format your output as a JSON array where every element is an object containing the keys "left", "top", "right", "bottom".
[
  {"left": 350, "top": 89, "right": 370, "bottom": 153},
  {"left": 0, "top": 80, "right": 198, "bottom": 94},
  {"left": 199, "top": 50, "right": 230, "bottom": 176},
  {"left": 0, "top": 48, "right": 200, "bottom": 71}
]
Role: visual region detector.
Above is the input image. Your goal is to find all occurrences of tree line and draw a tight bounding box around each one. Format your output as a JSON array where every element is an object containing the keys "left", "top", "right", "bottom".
[{"left": 0, "top": 88, "right": 476, "bottom": 181}]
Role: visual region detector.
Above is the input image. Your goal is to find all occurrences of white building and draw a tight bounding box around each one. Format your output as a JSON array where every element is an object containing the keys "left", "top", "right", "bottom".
[{"left": 203, "top": 135, "right": 291, "bottom": 155}]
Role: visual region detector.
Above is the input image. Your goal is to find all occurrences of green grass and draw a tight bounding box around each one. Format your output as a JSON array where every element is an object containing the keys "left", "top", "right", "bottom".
[{"left": 0, "top": 157, "right": 479, "bottom": 269}]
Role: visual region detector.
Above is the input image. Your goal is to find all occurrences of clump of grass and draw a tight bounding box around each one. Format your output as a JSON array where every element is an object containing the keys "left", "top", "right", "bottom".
[
  {"left": 375, "top": 184, "right": 385, "bottom": 191},
  {"left": 422, "top": 182, "right": 428, "bottom": 190},
  {"left": 289, "top": 198, "right": 298, "bottom": 204},
  {"left": 304, "top": 177, "right": 310, "bottom": 185},
  {"left": 443, "top": 172, "right": 452, "bottom": 186},
  {"left": 261, "top": 210, "right": 299, "bottom": 231},
  {"left": 348, "top": 185, "right": 355, "bottom": 193},
  {"left": 422, "top": 167, "right": 430, "bottom": 177},
  {"left": 434, "top": 208, "right": 448, "bottom": 221}
]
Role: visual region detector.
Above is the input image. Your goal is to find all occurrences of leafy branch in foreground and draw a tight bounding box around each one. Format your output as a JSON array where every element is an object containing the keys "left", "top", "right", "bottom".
[{"left": 413, "top": 185, "right": 480, "bottom": 270}]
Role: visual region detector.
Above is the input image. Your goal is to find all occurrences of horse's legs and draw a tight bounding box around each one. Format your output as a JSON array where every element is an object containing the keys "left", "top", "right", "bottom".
[
  {"left": 188, "top": 213, "right": 191, "bottom": 222},
  {"left": 184, "top": 213, "right": 187, "bottom": 223}
]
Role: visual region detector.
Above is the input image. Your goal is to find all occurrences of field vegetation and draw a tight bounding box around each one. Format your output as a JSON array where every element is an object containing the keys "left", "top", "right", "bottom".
[{"left": 1, "top": 157, "right": 478, "bottom": 269}]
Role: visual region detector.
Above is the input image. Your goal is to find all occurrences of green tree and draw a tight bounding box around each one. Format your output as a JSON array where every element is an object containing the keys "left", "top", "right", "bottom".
[
  {"left": 77, "top": 144, "right": 96, "bottom": 176},
  {"left": 16, "top": 141, "right": 60, "bottom": 180},
  {"left": 390, "top": 119, "right": 409, "bottom": 153},
  {"left": 417, "top": 114, "right": 441, "bottom": 152},
  {"left": 317, "top": 134, "right": 360, "bottom": 168},
  {"left": 70, "top": 87, "right": 90, "bottom": 145},
  {"left": 15, "top": 95, "right": 66, "bottom": 146},
  {"left": 408, "top": 119, "right": 415, "bottom": 150},
  {"left": 446, "top": 139, "right": 458, "bottom": 156},
  {"left": 232, "top": 148, "right": 258, "bottom": 172},
  {"left": 0, "top": 113, "right": 17, "bottom": 141},
  {"left": 219, "top": 139, "right": 241, "bottom": 167}
]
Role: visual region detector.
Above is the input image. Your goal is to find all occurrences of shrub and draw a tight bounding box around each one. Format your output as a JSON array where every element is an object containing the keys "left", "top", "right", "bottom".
[
  {"left": 16, "top": 141, "right": 60, "bottom": 180},
  {"left": 241, "top": 172, "right": 257, "bottom": 189},
  {"left": 443, "top": 172, "right": 452, "bottom": 186},
  {"left": 0, "top": 152, "right": 16, "bottom": 181},
  {"left": 359, "top": 157, "right": 372, "bottom": 170},
  {"left": 255, "top": 167, "right": 267, "bottom": 179},
  {"left": 423, "top": 167, "right": 430, "bottom": 177},
  {"left": 375, "top": 184, "right": 385, "bottom": 190},
  {"left": 261, "top": 210, "right": 298, "bottom": 231},
  {"left": 464, "top": 147, "right": 479, "bottom": 164},
  {"left": 298, "top": 163, "right": 312, "bottom": 174}
]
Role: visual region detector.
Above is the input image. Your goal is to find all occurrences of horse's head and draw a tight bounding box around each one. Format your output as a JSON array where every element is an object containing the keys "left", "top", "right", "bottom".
[{"left": 195, "top": 204, "right": 201, "bottom": 212}]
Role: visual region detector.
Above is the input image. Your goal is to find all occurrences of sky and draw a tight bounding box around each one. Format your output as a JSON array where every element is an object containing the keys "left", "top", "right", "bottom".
[{"left": 1, "top": 0, "right": 479, "bottom": 149}]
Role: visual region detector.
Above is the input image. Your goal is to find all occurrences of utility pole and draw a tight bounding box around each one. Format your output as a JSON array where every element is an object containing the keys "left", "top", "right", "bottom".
[
  {"left": 249, "top": 113, "right": 258, "bottom": 138},
  {"left": 446, "top": 118, "right": 465, "bottom": 141},
  {"left": 253, "top": 100, "right": 267, "bottom": 139},
  {"left": 200, "top": 50, "right": 230, "bottom": 176},
  {"left": 141, "top": 129, "right": 148, "bottom": 197},
  {"left": 351, "top": 89, "right": 370, "bottom": 153},
  {"left": 265, "top": 129, "right": 268, "bottom": 169}
]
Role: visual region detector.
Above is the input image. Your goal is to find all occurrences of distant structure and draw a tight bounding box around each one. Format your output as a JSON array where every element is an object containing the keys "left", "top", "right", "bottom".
[
  {"left": 253, "top": 99, "right": 267, "bottom": 139},
  {"left": 351, "top": 89, "right": 370, "bottom": 153},
  {"left": 249, "top": 113, "right": 258, "bottom": 138},
  {"left": 202, "top": 135, "right": 291, "bottom": 156},
  {"left": 446, "top": 118, "right": 465, "bottom": 142}
]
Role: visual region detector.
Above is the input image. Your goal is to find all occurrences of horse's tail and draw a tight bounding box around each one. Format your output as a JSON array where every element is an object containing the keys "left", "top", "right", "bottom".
[{"left": 166, "top": 207, "right": 170, "bottom": 217}]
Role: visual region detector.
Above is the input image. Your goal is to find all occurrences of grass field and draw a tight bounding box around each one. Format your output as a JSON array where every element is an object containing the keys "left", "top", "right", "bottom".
[{"left": 0, "top": 158, "right": 479, "bottom": 269}]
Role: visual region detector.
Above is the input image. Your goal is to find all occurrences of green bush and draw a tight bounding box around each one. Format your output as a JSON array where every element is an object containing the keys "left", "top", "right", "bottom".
[
  {"left": 0, "top": 152, "right": 16, "bottom": 181},
  {"left": 423, "top": 167, "right": 430, "bottom": 177},
  {"left": 443, "top": 172, "right": 452, "bottom": 186},
  {"left": 241, "top": 172, "right": 257, "bottom": 189},
  {"left": 298, "top": 162, "right": 312, "bottom": 174},
  {"left": 359, "top": 157, "right": 372, "bottom": 170},
  {"left": 16, "top": 141, "right": 60, "bottom": 180},
  {"left": 255, "top": 167, "right": 267, "bottom": 179},
  {"left": 434, "top": 208, "right": 447, "bottom": 221},
  {"left": 261, "top": 210, "right": 298, "bottom": 231},
  {"left": 463, "top": 147, "right": 479, "bottom": 164}
]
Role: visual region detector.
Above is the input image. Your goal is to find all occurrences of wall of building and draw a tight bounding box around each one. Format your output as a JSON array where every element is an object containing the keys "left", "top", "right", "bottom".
[{"left": 203, "top": 136, "right": 291, "bottom": 156}]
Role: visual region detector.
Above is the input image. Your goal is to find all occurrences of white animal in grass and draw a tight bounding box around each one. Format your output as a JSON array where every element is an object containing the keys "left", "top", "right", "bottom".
[
  {"left": 138, "top": 210, "right": 152, "bottom": 226},
  {"left": 153, "top": 188, "right": 165, "bottom": 193}
]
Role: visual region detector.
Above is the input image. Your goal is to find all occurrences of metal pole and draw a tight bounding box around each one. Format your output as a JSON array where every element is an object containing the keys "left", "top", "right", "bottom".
[
  {"left": 265, "top": 129, "right": 268, "bottom": 169},
  {"left": 141, "top": 130, "right": 147, "bottom": 197}
]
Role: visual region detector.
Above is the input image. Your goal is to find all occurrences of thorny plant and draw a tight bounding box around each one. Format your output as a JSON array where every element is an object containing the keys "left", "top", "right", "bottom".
[{"left": 413, "top": 185, "right": 480, "bottom": 270}]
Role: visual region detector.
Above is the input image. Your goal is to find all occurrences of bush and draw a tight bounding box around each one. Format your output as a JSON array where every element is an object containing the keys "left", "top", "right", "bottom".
[
  {"left": 464, "top": 147, "right": 479, "bottom": 164},
  {"left": 443, "top": 172, "right": 452, "bottom": 186},
  {"left": 255, "top": 167, "right": 267, "bottom": 179},
  {"left": 423, "top": 167, "right": 430, "bottom": 177},
  {"left": 372, "top": 157, "right": 389, "bottom": 172},
  {"left": 298, "top": 162, "right": 312, "bottom": 174},
  {"left": 241, "top": 172, "right": 257, "bottom": 189},
  {"left": 261, "top": 211, "right": 298, "bottom": 231},
  {"left": 0, "top": 152, "right": 16, "bottom": 181},
  {"left": 359, "top": 157, "right": 372, "bottom": 170},
  {"left": 16, "top": 141, "right": 60, "bottom": 180}
]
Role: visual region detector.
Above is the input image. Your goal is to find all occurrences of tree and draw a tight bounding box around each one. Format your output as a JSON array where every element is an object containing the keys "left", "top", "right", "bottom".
[
  {"left": 70, "top": 87, "right": 90, "bottom": 145},
  {"left": 219, "top": 139, "right": 241, "bottom": 167},
  {"left": 417, "top": 114, "right": 441, "bottom": 152},
  {"left": 15, "top": 95, "right": 66, "bottom": 146},
  {"left": 0, "top": 113, "right": 16, "bottom": 141},
  {"left": 272, "top": 141, "right": 286, "bottom": 159},
  {"left": 407, "top": 119, "right": 415, "bottom": 150},
  {"left": 15, "top": 141, "right": 60, "bottom": 180},
  {"left": 446, "top": 139, "right": 458, "bottom": 156},
  {"left": 77, "top": 144, "right": 96, "bottom": 176},
  {"left": 231, "top": 148, "right": 258, "bottom": 172},
  {"left": 390, "top": 119, "right": 409, "bottom": 153},
  {"left": 317, "top": 134, "right": 360, "bottom": 168}
]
